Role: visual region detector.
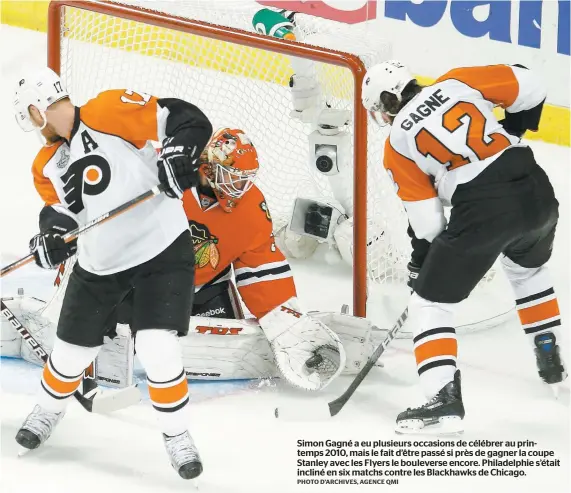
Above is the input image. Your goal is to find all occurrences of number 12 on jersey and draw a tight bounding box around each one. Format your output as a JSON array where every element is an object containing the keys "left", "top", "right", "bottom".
[{"left": 415, "top": 102, "right": 511, "bottom": 171}]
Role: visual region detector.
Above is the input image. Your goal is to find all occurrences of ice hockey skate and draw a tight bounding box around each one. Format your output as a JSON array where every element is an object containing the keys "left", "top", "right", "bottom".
[
  {"left": 163, "top": 430, "right": 203, "bottom": 480},
  {"left": 395, "top": 370, "right": 465, "bottom": 435},
  {"left": 535, "top": 332, "right": 567, "bottom": 397},
  {"left": 15, "top": 405, "right": 64, "bottom": 453}
]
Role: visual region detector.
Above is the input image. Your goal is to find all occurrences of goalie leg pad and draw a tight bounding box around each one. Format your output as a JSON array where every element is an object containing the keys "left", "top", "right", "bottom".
[{"left": 96, "top": 324, "right": 135, "bottom": 388}]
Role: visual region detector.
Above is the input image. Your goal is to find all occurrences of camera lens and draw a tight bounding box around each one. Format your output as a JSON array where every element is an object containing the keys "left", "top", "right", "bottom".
[
  {"left": 316, "top": 155, "right": 333, "bottom": 173},
  {"left": 306, "top": 210, "right": 323, "bottom": 226}
]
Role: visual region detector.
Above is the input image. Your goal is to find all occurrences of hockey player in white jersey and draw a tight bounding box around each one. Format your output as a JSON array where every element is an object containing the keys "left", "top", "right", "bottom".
[
  {"left": 362, "top": 61, "right": 565, "bottom": 434},
  {"left": 13, "top": 68, "right": 213, "bottom": 479}
]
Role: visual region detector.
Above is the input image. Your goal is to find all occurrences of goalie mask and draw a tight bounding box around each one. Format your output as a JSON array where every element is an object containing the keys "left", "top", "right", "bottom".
[{"left": 201, "top": 128, "right": 259, "bottom": 212}]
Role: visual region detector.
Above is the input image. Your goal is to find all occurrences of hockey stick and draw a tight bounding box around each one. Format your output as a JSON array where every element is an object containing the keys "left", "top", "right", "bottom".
[
  {"left": 275, "top": 306, "right": 409, "bottom": 419},
  {"left": 1, "top": 184, "right": 166, "bottom": 278},
  {"left": 1, "top": 299, "right": 141, "bottom": 413}
]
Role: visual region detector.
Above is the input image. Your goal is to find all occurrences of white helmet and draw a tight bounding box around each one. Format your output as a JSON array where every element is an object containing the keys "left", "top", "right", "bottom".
[
  {"left": 14, "top": 68, "right": 69, "bottom": 132},
  {"left": 362, "top": 60, "right": 415, "bottom": 116}
]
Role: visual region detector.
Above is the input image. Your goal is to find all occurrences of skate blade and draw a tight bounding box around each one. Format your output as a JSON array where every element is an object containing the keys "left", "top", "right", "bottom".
[
  {"left": 395, "top": 416, "right": 464, "bottom": 436},
  {"left": 550, "top": 383, "right": 561, "bottom": 399}
]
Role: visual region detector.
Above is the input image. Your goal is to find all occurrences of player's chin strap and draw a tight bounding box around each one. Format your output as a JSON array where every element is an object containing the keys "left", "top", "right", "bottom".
[{"left": 1, "top": 298, "right": 140, "bottom": 413}]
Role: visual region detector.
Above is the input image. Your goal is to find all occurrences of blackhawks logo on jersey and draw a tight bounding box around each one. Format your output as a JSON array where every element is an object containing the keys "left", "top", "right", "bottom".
[{"left": 189, "top": 220, "right": 220, "bottom": 269}]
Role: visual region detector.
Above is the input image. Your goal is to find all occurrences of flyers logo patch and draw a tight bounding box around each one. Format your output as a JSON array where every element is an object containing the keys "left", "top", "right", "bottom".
[
  {"left": 61, "top": 154, "right": 111, "bottom": 214},
  {"left": 189, "top": 220, "right": 220, "bottom": 269}
]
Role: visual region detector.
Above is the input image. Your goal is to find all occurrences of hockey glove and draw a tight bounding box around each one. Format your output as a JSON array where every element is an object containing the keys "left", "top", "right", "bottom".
[
  {"left": 407, "top": 261, "right": 422, "bottom": 292},
  {"left": 498, "top": 118, "right": 525, "bottom": 139},
  {"left": 158, "top": 137, "right": 200, "bottom": 199},
  {"left": 29, "top": 231, "right": 76, "bottom": 269},
  {"left": 259, "top": 298, "right": 346, "bottom": 391}
]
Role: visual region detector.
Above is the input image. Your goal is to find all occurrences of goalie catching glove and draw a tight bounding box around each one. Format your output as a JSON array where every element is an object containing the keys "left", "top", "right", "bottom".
[{"left": 259, "top": 298, "right": 346, "bottom": 391}]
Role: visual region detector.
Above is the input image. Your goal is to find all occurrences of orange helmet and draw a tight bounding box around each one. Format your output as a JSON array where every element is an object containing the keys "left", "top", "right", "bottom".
[{"left": 201, "top": 128, "right": 259, "bottom": 212}]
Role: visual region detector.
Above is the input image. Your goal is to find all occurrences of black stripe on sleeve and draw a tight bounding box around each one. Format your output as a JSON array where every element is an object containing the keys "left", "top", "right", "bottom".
[{"left": 236, "top": 264, "right": 291, "bottom": 283}]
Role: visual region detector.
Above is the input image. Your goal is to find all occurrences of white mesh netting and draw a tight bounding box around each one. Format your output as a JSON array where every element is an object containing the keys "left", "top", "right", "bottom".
[{"left": 50, "top": 1, "right": 514, "bottom": 332}]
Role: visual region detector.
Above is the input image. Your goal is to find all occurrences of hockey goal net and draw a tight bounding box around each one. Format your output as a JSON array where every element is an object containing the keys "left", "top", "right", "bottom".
[{"left": 46, "top": 0, "right": 514, "bottom": 332}]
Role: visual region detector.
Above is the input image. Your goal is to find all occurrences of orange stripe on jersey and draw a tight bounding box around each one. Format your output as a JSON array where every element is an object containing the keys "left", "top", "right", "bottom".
[
  {"left": 518, "top": 299, "right": 560, "bottom": 325},
  {"left": 436, "top": 65, "right": 519, "bottom": 109},
  {"left": 148, "top": 379, "right": 189, "bottom": 405},
  {"left": 42, "top": 364, "right": 82, "bottom": 395},
  {"left": 414, "top": 338, "right": 458, "bottom": 366},
  {"left": 80, "top": 89, "right": 159, "bottom": 149},
  {"left": 32, "top": 141, "right": 64, "bottom": 205},
  {"left": 384, "top": 139, "right": 437, "bottom": 202}
]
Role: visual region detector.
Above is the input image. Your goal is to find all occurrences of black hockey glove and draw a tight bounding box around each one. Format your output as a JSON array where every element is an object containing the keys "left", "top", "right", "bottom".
[
  {"left": 158, "top": 137, "right": 200, "bottom": 199},
  {"left": 29, "top": 230, "right": 76, "bottom": 269},
  {"left": 407, "top": 261, "right": 422, "bottom": 292},
  {"left": 498, "top": 118, "right": 526, "bottom": 139}
]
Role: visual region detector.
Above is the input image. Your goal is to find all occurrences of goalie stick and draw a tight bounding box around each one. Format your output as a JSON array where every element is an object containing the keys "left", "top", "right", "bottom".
[
  {"left": 1, "top": 299, "right": 140, "bottom": 413},
  {"left": 1, "top": 184, "right": 166, "bottom": 278},
  {"left": 275, "top": 306, "right": 408, "bottom": 419}
]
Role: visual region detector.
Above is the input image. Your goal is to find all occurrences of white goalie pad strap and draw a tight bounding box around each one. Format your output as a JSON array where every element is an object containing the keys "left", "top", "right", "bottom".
[{"left": 259, "top": 298, "right": 346, "bottom": 391}]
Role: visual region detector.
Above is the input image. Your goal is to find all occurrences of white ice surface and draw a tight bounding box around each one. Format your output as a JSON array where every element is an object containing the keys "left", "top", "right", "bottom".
[{"left": 0, "top": 25, "right": 570, "bottom": 493}]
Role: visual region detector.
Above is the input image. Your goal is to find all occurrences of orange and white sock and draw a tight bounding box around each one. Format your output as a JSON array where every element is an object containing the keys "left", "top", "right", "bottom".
[
  {"left": 410, "top": 293, "right": 458, "bottom": 398},
  {"left": 135, "top": 330, "right": 190, "bottom": 436},
  {"left": 148, "top": 369, "right": 190, "bottom": 435},
  {"left": 501, "top": 257, "right": 562, "bottom": 344},
  {"left": 38, "top": 338, "right": 101, "bottom": 412},
  {"left": 516, "top": 288, "right": 561, "bottom": 340}
]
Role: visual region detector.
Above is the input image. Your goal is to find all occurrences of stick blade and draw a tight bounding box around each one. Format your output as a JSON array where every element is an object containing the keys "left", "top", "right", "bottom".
[
  {"left": 275, "top": 400, "right": 332, "bottom": 421},
  {"left": 90, "top": 385, "right": 141, "bottom": 414}
]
